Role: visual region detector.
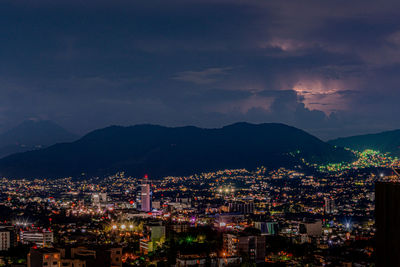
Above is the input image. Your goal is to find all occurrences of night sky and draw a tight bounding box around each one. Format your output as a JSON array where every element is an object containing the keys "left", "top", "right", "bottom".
[{"left": 1, "top": 0, "right": 400, "bottom": 139}]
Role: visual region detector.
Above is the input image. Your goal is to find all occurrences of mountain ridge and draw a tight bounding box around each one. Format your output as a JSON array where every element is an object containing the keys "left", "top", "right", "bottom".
[
  {"left": 0, "top": 122, "right": 353, "bottom": 179},
  {"left": 329, "top": 129, "right": 400, "bottom": 156},
  {"left": 0, "top": 120, "right": 78, "bottom": 158}
]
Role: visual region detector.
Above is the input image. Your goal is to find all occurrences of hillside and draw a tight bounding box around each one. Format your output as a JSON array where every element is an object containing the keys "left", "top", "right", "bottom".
[
  {"left": 329, "top": 129, "right": 400, "bottom": 156},
  {"left": 0, "top": 122, "right": 353, "bottom": 178}
]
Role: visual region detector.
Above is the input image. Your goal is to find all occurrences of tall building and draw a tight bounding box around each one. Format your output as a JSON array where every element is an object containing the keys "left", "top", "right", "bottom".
[
  {"left": 324, "top": 197, "right": 335, "bottom": 214},
  {"left": 140, "top": 221, "right": 165, "bottom": 253},
  {"left": 223, "top": 234, "right": 239, "bottom": 256},
  {"left": 141, "top": 175, "right": 151, "bottom": 212},
  {"left": 254, "top": 222, "right": 279, "bottom": 235},
  {"left": 92, "top": 193, "right": 107, "bottom": 208},
  {"left": 223, "top": 233, "right": 266, "bottom": 262},
  {"left": 375, "top": 181, "right": 400, "bottom": 266},
  {"left": 0, "top": 225, "right": 16, "bottom": 249},
  {"left": 0, "top": 231, "right": 10, "bottom": 251}
]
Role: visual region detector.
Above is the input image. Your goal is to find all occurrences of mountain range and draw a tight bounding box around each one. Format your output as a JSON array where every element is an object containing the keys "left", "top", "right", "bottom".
[
  {"left": 329, "top": 129, "right": 400, "bottom": 156},
  {"left": 0, "top": 122, "right": 353, "bottom": 179},
  {"left": 0, "top": 120, "right": 78, "bottom": 158}
]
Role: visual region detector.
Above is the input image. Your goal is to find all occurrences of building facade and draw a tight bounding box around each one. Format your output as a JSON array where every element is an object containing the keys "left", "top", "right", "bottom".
[
  {"left": 375, "top": 181, "right": 400, "bottom": 266},
  {"left": 0, "top": 231, "right": 10, "bottom": 251},
  {"left": 223, "top": 233, "right": 265, "bottom": 262},
  {"left": 20, "top": 230, "right": 54, "bottom": 247},
  {"left": 27, "top": 248, "right": 61, "bottom": 267},
  {"left": 141, "top": 177, "right": 151, "bottom": 212}
]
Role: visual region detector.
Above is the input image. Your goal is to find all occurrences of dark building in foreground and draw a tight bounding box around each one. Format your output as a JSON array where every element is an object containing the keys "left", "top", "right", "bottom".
[
  {"left": 27, "top": 246, "right": 122, "bottom": 267},
  {"left": 375, "top": 181, "right": 400, "bottom": 267},
  {"left": 27, "top": 248, "right": 61, "bottom": 267},
  {"left": 223, "top": 233, "right": 266, "bottom": 262}
]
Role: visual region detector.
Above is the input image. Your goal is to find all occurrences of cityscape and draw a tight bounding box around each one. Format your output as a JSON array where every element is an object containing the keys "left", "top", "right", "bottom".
[
  {"left": 0, "top": 147, "right": 398, "bottom": 266},
  {"left": 2, "top": 0, "right": 400, "bottom": 266}
]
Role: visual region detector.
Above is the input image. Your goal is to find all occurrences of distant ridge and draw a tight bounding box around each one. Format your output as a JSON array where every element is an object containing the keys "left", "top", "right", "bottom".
[
  {"left": 0, "top": 120, "right": 78, "bottom": 158},
  {"left": 0, "top": 122, "right": 353, "bottom": 179},
  {"left": 329, "top": 129, "right": 400, "bottom": 156}
]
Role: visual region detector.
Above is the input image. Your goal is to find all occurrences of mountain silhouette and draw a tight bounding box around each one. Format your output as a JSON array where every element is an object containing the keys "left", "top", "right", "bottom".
[
  {"left": 0, "top": 120, "right": 78, "bottom": 158},
  {"left": 0, "top": 122, "right": 352, "bottom": 178}
]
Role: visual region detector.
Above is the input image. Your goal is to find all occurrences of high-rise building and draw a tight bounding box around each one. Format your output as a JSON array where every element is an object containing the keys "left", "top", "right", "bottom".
[
  {"left": 375, "top": 181, "right": 400, "bottom": 266},
  {"left": 223, "top": 233, "right": 239, "bottom": 256},
  {"left": 324, "top": 197, "right": 335, "bottom": 214},
  {"left": 92, "top": 193, "right": 108, "bottom": 208},
  {"left": 0, "top": 231, "right": 10, "bottom": 251},
  {"left": 140, "top": 222, "right": 165, "bottom": 254},
  {"left": 254, "top": 222, "right": 279, "bottom": 235},
  {"left": 223, "top": 233, "right": 266, "bottom": 262},
  {"left": 0, "top": 225, "right": 16, "bottom": 249},
  {"left": 141, "top": 175, "right": 151, "bottom": 212}
]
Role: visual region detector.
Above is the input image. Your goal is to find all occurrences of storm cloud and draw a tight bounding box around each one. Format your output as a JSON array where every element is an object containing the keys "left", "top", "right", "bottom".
[{"left": 0, "top": 0, "right": 400, "bottom": 139}]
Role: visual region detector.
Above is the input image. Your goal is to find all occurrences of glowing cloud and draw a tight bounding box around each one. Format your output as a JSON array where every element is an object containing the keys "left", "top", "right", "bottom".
[{"left": 293, "top": 79, "right": 349, "bottom": 114}]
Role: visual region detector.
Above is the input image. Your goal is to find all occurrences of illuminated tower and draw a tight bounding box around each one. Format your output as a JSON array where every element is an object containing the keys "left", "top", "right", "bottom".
[
  {"left": 324, "top": 197, "right": 335, "bottom": 214},
  {"left": 141, "top": 174, "right": 151, "bottom": 212}
]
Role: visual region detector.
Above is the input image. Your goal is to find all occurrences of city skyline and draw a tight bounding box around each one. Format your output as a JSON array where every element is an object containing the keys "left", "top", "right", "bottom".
[{"left": 0, "top": 1, "right": 399, "bottom": 266}]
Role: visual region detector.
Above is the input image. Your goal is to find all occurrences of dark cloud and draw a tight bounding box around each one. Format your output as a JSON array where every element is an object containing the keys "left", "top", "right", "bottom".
[
  {"left": 0, "top": 0, "right": 399, "bottom": 139},
  {"left": 172, "top": 67, "right": 234, "bottom": 84}
]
